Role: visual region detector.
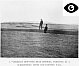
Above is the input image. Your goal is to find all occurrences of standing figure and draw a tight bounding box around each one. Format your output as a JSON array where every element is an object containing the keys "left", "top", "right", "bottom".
[
  {"left": 39, "top": 19, "right": 43, "bottom": 30},
  {"left": 44, "top": 24, "right": 48, "bottom": 33}
]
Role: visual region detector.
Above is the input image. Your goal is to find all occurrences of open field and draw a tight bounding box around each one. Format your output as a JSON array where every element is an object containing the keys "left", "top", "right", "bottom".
[{"left": 1, "top": 23, "right": 78, "bottom": 58}]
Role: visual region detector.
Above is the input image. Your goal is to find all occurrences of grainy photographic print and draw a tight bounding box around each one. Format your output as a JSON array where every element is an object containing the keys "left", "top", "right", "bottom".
[
  {"left": 0, "top": 0, "right": 78, "bottom": 58},
  {"left": 1, "top": 23, "right": 78, "bottom": 58}
]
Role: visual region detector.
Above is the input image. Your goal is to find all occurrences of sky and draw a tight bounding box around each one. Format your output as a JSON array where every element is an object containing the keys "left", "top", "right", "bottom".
[{"left": 0, "top": 0, "right": 79, "bottom": 24}]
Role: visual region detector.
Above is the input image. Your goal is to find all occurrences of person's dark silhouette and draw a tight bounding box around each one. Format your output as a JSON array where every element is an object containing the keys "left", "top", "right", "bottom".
[
  {"left": 44, "top": 24, "right": 48, "bottom": 33},
  {"left": 39, "top": 19, "right": 43, "bottom": 30}
]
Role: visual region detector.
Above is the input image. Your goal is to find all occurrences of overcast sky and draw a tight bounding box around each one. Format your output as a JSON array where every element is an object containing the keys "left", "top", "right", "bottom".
[{"left": 0, "top": 0, "right": 79, "bottom": 24}]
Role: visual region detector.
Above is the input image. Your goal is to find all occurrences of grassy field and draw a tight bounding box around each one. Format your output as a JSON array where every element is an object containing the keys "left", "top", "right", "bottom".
[
  {"left": 1, "top": 30, "right": 78, "bottom": 58},
  {"left": 1, "top": 23, "right": 78, "bottom": 58}
]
